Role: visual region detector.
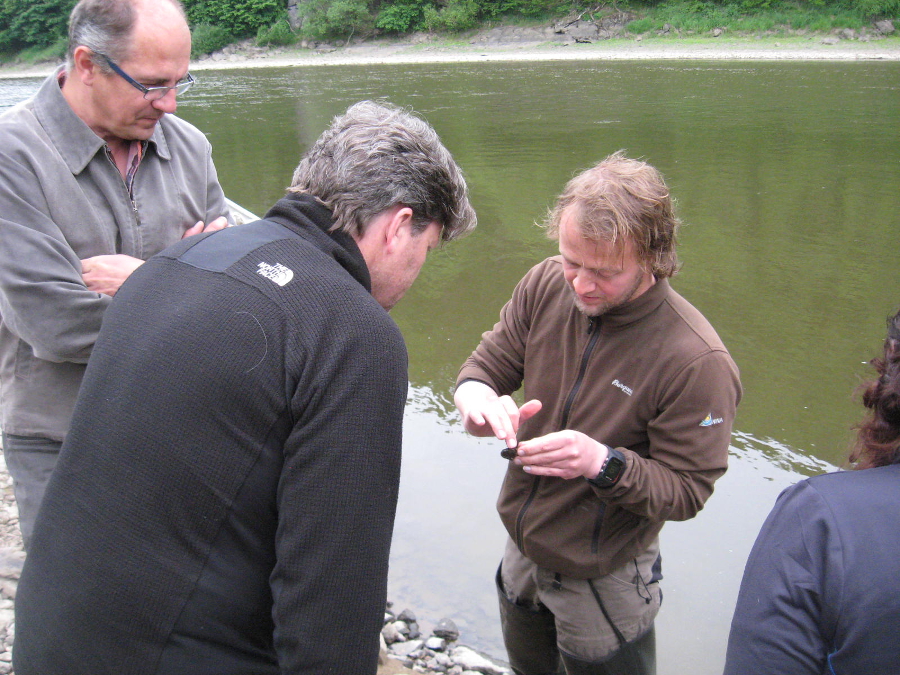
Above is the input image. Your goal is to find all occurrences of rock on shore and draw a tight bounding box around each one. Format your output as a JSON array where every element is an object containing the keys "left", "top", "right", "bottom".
[
  {"left": 0, "top": 454, "right": 23, "bottom": 674},
  {"left": 380, "top": 609, "right": 511, "bottom": 675}
]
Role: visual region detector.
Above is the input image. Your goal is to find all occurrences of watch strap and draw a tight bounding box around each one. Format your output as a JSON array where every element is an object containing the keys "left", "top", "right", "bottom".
[{"left": 587, "top": 447, "right": 626, "bottom": 488}]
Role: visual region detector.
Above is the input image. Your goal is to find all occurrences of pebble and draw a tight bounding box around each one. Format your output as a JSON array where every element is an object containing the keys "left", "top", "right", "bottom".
[
  {"left": 0, "top": 455, "right": 20, "bottom": 674},
  {"left": 434, "top": 617, "right": 461, "bottom": 641},
  {"left": 382, "top": 605, "right": 511, "bottom": 675}
]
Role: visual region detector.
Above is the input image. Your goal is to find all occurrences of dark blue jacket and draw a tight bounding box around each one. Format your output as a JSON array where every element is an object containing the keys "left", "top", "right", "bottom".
[{"left": 724, "top": 463, "right": 900, "bottom": 675}]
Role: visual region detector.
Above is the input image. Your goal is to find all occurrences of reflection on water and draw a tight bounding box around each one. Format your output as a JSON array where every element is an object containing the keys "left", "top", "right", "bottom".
[
  {"left": 169, "top": 59, "right": 900, "bottom": 467},
  {"left": 3, "top": 60, "right": 897, "bottom": 673}
]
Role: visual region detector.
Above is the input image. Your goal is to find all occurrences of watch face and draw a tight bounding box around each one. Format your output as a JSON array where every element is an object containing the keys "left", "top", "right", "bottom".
[{"left": 604, "top": 457, "right": 625, "bottom": 482}]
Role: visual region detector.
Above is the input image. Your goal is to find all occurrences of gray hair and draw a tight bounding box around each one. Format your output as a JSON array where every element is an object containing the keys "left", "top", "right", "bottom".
[
  {"left": 289, "top": 101, "right": 476, "bottom": 242},
  {"left": 66, "top": 0, "right": 186, "bottom": 73}
]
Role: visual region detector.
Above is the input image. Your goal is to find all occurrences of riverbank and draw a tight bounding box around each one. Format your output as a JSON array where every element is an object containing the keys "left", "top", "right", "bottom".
[
  {"left": 0, "top": 455, "right": 24, "bottom": 674},
  {"left": 1, "top": 24, "right": 899, "bottom": 79}
]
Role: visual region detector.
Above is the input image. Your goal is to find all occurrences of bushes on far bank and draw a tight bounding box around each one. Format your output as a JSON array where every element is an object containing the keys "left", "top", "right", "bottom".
[
  {"left": 191, "top": 22, "right": 236, "bottom": 58},
  {"left": 624, "top": 1, "right": 875, "bottom": 35},
  {"left": 0, "top": 0, "right": 898, "bottom": 63}
]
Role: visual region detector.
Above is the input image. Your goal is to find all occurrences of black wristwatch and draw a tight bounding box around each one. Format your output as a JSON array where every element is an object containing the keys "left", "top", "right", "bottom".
[{"left": 587, "top": 447, "right": 626, "bottom": 488}]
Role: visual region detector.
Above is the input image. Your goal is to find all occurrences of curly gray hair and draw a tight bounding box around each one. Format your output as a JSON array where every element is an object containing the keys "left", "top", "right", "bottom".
[{"left": 289, "top": 101, "right": 476, "bottom": 242}]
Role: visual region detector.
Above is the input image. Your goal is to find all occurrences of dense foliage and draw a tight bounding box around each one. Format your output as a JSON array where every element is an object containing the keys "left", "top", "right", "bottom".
[
  {"left": 0, "top": 0, "right": 75, "bottom": 52},
  {"left": 184, "top": 0, "right": 283, "bottom": 36},
  {"left": 0, "top": 0, "right": 896, "bottom": 58}
]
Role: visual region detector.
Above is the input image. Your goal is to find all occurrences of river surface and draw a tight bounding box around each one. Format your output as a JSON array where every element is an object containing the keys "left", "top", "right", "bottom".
[{"left": 3, "top": 60, "right": 899, "bottom": 673}]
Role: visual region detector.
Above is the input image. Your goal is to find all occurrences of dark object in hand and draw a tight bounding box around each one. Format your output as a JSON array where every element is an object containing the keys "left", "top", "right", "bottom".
[{"left": 501, "top": 445, "right": 518, "bottom": 460}]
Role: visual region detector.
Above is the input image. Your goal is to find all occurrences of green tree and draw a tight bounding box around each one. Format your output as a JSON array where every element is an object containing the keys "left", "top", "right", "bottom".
[
  {"left": 183, "top": 0, "right": 286, "bottom": 37},
  {"left": 375, "top": 0, "right": 429, "bottom": 32},
  {"left": 297, "top": 0, "right": 373, "bottom": 39},
  {"left": 0, "top": 0, "right": 75, "bottom": 51}
]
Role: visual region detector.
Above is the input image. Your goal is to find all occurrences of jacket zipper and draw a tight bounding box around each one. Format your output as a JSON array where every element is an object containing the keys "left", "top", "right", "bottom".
[
  {"left": 106, "top": 146, "right": 141, "bottom": 238},
  {"left": 514, "top": 316, "right": 603, "bottom": 551}
]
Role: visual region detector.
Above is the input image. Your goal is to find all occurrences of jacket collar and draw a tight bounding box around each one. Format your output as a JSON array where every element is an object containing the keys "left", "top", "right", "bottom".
[
  {"left": 32, "top": 66, "right": 170, "bottom": 176},
  {"left": 590, "top": 277, "right": 671, "bottom": 332},
  {"left": 263, "top": 192, "right": 372, "bottom": 292}
]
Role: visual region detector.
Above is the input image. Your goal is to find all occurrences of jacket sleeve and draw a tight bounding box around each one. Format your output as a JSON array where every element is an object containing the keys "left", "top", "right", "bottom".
[
  {"left": 456, "top": 269, "right": 534, "bottom": 395},
  {"left": 271, "top": 313, "right": 407, "bottom": 674},
  {"left": 724, "top": 481, "right": 834, "bottom": 675},
  {"left": 601, "top": 348, "right": 741, "bottom": 521},
  {"left": 0, "top": 151, "right": 111, "bottom": 364},
  {"left": 202, "top": 140, "right": 233, "bottom": 227}
]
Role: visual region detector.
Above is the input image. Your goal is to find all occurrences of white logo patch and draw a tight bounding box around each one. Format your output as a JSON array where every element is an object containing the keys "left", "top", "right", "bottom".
[
  {"left": 699, "top": 414, "right": 724, "bottom": 427},
  {"left": 612, "top": 379, "right": 633, "bottom": 396},
  {"left": 256, "top": 262, "right": 294, "bottom": 287}
]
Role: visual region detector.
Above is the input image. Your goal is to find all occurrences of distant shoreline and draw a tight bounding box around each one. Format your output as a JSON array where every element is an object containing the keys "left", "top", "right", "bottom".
[{"left": 1, "top": 33, "right": 899, "bottom": 80}]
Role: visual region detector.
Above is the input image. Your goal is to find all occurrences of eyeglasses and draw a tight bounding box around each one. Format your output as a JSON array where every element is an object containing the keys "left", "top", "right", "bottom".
[{"left": 101, "top": 55, "right": 195, "bottom": 101}]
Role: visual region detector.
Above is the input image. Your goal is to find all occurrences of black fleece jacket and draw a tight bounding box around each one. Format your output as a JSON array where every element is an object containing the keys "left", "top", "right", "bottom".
[{"left": 14, "top": 194, "right": 408, "bottom": 675}]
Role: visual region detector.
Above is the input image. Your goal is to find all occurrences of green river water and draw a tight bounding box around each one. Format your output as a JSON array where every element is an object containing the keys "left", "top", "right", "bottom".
[{"left": 2, "top": 58, "right": 898, "bottom": 672}]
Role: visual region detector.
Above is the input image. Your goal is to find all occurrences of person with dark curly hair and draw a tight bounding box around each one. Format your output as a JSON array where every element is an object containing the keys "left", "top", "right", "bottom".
[{"left": 724, "top": 308, "right": 900, "bottom": 675}]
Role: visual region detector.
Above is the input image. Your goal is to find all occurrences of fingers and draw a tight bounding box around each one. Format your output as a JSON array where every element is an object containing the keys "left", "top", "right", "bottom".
[
  {"left": 515, "top": 431, "right": 606, "bottom": 480},
  {"left": 80, "top": 255, "right": 143, "bottom": 297},
  {"left": 471, "top": 395, "right": 518, "bottom": 447},
  {"left": 454, "top": 381, "right": 543, "bottom": 447},
  {"left": 183, "top": 216, "right": 229, "bottom": 240},
  {"left": 205, "top": 216, "right": 228, "bottom": 232},
  {"left": 498, "top": 396, "right": 522, "bottom": 443},
  {"left": 182, "top": 221, "right": 205, "bottom": 239},
  {"left": 518, "top": 399, "right": 543, "bottom": 424}
]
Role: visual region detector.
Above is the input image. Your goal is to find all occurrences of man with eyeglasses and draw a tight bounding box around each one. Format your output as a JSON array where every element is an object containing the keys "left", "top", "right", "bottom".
[
  {"left": 0, "top": 0, "right": 230, "bottom": 549},
  {"left": 14, "top": 100, "right": 476, "bottom": 675}
]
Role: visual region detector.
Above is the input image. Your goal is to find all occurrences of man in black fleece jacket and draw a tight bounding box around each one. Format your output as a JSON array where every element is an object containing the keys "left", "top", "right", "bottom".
[{"left": 13, "top": 101, "right": 475, "bottom": 675}]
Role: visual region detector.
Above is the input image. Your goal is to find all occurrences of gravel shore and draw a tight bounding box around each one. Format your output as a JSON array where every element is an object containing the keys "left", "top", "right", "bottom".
[{"left": 0, "top": 455, "right": 23, "bottom": 674}]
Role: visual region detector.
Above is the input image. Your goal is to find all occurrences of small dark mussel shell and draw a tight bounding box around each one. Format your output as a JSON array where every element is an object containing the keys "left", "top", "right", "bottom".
[{"left": 500, "top": 445, "right": 518, "bottom": 460}]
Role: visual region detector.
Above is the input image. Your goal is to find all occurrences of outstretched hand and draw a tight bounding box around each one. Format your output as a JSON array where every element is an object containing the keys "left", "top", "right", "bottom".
[{"left": 454, "top": 380, "right": 542, "bottom": 448}]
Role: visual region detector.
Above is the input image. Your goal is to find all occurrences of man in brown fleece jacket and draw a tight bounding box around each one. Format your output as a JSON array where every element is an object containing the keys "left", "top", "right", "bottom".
[{"left": 455, "top": 152, "right": 742, "bottom": 675}]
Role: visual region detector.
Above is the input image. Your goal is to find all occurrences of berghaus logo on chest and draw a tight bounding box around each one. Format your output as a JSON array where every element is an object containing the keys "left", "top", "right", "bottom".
[{"left": 611, "top": 379, "right": 633, "bottom": 396}]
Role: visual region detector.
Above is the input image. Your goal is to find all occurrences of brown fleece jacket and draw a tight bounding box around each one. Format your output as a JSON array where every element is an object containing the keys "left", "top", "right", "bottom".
[{"left": 458, "top": 257, "right": 742, "bottom": 578}]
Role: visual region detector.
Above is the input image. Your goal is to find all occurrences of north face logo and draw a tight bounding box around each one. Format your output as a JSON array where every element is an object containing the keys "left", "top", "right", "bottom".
[{"left": 256, "top": 262, "right": 294, "bottom": 287}]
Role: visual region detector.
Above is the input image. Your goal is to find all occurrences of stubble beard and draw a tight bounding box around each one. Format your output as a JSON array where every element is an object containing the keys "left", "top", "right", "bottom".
[{"left": 570, "top": 270, "right": 646, "bottom": 318}]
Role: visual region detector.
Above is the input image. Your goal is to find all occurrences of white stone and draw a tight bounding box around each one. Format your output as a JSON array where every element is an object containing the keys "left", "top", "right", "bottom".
[
  {"left": 435, "top": 652, "right": 453, "bottom": 666},
  {"left": 450, "top": 646, "right": 512, "bottom": 674},
  {"left": 425, "top": 636, "right": 447, "bottom": 651},
  {"left": 390, "top": 639, "right": 424, "bottom": 657},
  {"left": 381, "top": 622, "right": 405, "bottom": 644}
]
